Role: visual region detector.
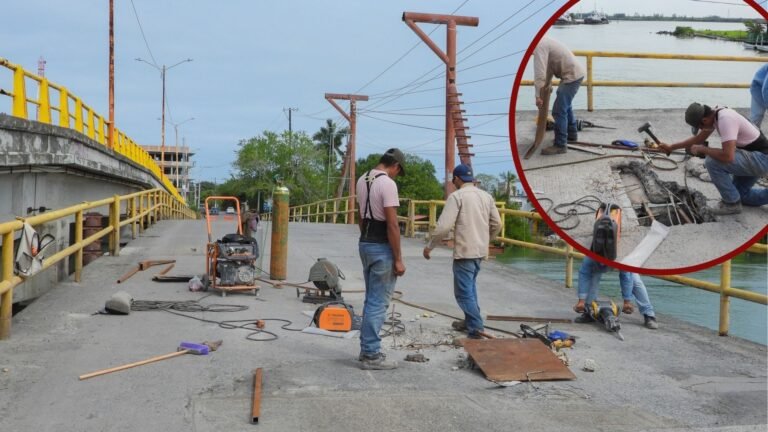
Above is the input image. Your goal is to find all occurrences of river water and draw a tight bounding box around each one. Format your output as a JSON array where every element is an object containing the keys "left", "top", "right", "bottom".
[
  {"left": 518, "top": 20, "right": 768, "bottom": 111},
  {"left": 496, "top": 247, "right": 767, "bottom": 345}
]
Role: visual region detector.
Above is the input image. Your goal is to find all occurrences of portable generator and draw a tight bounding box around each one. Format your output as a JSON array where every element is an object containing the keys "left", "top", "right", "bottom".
[{"left": 313, "top": 301, "right": 355, "bottom": 332}]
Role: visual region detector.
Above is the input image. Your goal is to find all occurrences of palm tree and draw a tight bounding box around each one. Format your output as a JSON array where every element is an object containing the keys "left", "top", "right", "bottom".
[
  {"left": 313, "top": 119, "right": 349, "bottom": 167},
  {"left": 498, "top": 171, "right": 518, "bottom": 202}
]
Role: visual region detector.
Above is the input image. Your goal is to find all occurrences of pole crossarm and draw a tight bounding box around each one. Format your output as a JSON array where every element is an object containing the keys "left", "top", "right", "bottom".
[
  {"left": 324, "top": 93, "right": 368, "bottom": 224},
  {"left": 402, "top": 11, "right": 478, "bottom": 198}
]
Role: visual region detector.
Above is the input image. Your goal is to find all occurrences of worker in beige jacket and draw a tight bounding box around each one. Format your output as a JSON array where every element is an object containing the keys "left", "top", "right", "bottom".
[
  {"left": 422, "top": 164, "right": 502, "bottom": 338},
  {"left": 533, "top": 36, "right": 585, "bottom": 155}
]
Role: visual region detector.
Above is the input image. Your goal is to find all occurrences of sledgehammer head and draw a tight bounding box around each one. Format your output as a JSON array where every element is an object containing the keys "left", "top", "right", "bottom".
[
  {"left": 637, "top": 122, "right": 661, "bottom": 144},
  {"left": 178, "top": 341, "right": 210, "bottom": 355}
]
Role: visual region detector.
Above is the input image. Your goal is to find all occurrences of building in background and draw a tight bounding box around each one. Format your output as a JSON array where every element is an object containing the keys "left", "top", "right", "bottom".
[{"left": 141, "top": 145, "right": 195, "bottom": 200}]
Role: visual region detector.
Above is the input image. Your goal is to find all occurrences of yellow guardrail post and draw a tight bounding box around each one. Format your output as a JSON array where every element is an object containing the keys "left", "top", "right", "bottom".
[
  {"left": 565, "top": 244, "right": 574, "bottom": 289},
  {"left": 586, "top": 54, "right": 594, "bottom": 112},
  {"left": 38, "top": 78, "right": 51, "bottom": 124},
  {"left": 75, "top": 210, "right": 83, "bottom": 282},
  {"left": 74, "top": 98, "right": 83, "bottom": 133},
  {"left": 110, "top": 195, "right": 120, "bottom": 257},
  {"left": 407, "top": 200, "right": 415, "bottom": 238},
  {"left": 332, "top": 200, "right": 339, "bottom": 224},
  {"left": 719, "top": 260, "right": 732, "bottom": 336},
  {"left": 12, "top": 65, "right": 27, "bottom": 119},
  {"left": 1, "top": 232, "right": 14, "bottom": 339},
  {"left": 428, "top": 201, "right": 437, "bottom": 236},
  {"left": 87, "top": 108, "right": 95, "bottom": 140},
  {"left": 59, "top": 87, "right": 70, "bottom": 128},
  {"left": 139, "top": 193, "right": 145, "bottom": 233},
  {"left": 130, "top": 197, "right": 137, "bottom": 239}
]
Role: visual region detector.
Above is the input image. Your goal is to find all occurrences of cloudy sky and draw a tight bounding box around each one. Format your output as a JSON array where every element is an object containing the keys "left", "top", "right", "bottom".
[{"left": 1, "top": 0, "right": 766, "bottom": 182}]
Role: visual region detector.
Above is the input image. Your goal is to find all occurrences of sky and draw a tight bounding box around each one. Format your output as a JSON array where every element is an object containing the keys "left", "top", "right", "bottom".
[{"left": 1, "top": 0, "right": 766, "bottom": 184}]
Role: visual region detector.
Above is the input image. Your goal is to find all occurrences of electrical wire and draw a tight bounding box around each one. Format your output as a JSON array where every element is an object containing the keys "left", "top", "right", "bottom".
[{"left": 129, "top": 0, "right": 159, "bottom": 67}]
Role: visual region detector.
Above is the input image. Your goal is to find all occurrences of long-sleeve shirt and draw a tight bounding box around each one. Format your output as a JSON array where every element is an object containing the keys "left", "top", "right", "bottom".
[
  {"left": 533, "top": 36, "right": 585, "bottom": 101},
  {"left": 751, "top": 63, "right": 768, "bottom": 108},
  {"left": 427, "top": 183, "right": 502, "bottom": 259}
]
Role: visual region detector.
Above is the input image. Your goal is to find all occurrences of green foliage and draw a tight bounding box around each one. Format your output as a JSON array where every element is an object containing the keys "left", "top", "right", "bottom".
[
  {"left": 474, "top": 173, "right": 499, "bottom": 198},
  {"left": 673, "top": 26, "right": 694, "bottom": 37},
  {"left": 313, "top": 119, "right": 349, "bottom": 170},
  {"left": 230, "top": 130, "right": 327, "bottom": 206},
  {"left": 501, "top": 201, "right": 533, "bottom": 243},
  {"left": 356, "top": 152, "right": 443, "bottom": 201}
]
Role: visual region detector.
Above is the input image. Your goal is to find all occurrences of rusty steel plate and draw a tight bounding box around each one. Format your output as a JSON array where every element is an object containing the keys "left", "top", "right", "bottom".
[{"left": 462, "top": 338, "right": 575, "bottom": 382}]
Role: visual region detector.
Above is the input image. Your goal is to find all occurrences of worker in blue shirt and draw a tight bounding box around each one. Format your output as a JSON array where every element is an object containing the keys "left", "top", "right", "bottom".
[{"left": 750, "top": 63, "right": 768, "bottom": 128}]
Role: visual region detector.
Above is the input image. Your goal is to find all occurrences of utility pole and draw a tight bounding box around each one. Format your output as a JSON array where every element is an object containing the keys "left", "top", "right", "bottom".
[
  {"left": 324, "top": 93, "right": 368, "bottom": 224},
  {"left": 108, "top": 0, "right": 114, "bottom": 149},
  {"left": 284, "top": 107, "right": 298, "bottom": 146},
  {"left": 403, "top": 12, "right": 478, "bottom": 198}
]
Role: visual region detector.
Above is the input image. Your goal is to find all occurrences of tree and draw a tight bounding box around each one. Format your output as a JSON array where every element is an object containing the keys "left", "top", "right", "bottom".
[
  {"left": 498, "top": 171, "right": 518, "bottom": 202},
  {"left": 474, "top": 173, "right": 499, "bottom": 198},
  {"left": 744, "top": 20, "right": 766, "bottom": 42},
  {"left": 313, "top": 119, "right": 349, "bottom": 168},
  {"left": 232, "top": 130, "right": 327, "bottom": 206},
  {"left": 355, "top": 152, "right": 443, "bottom": 202}
]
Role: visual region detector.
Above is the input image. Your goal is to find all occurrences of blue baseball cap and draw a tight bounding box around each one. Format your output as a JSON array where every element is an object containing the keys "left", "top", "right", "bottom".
[{"left": 452, "top": 164, "right": 474, "bottom": 182}]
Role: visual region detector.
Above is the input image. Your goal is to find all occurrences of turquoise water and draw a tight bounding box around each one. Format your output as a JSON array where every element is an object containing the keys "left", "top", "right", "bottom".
[{"left": 496, "top": 247, "right": 768, "bottom": 345}]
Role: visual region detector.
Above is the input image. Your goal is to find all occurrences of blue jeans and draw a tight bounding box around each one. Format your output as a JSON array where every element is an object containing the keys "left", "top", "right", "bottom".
[
  {"left": 619, "top": 272, "right": 655, "bottom": 317},
  {"left": 358, "top": 242, "right": 397, "bottom": 356},
  {"left": 453, "top": 258, "right": 484, "bottom": 336},
  {"left": 705, "top": 150, "right": 768, "bottom": 206},
  {"left": 552, "top": 78, "right": 582, "bottom": 147},
  {"left": 577, "top": 256, "right": 608, "bottom": 303},
  {"left": 750, "top": 87, "right": 766, "bottom": 127}
]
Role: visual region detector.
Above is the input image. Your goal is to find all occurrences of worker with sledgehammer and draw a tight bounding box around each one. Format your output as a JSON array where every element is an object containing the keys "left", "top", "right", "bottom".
[{"left": 658, "top": 102, "right": 768, "bottom": 215}]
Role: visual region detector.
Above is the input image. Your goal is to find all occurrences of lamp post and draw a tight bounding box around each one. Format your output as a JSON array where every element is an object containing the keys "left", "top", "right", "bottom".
[
  {"left": 135, "top": 57, "right": 192, "bottom": 177},
  {"left": 169, "top": 117, "right": 194, "bottom": 192}
]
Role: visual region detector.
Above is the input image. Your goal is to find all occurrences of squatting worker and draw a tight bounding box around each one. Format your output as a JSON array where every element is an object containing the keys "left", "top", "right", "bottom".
[
  {"left": 533, "top": 36, "right": 586, "bottom": 156},
  {"left": 659, "top": 103, "right": 768, "bottom": 215},
  {"left": 355, "top": 148, "right": 406, "bottom": 370},
  {"left": 750, "top": 63, "right": 768, "bottom": 128},
  {"left": 422, "top": 164, "right": 501, "bottom": 339}
]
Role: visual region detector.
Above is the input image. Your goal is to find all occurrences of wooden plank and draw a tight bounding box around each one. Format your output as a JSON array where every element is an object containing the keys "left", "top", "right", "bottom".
[
  {"left": 523, "top": 85, "right": 551, "bottom": 160},
  {"left": 462, "top": 338, "right": 575, "bottom": 382}
]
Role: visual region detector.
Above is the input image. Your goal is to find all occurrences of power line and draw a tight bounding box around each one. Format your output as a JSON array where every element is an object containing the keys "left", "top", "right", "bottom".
[
  {"left": 129, "top": 0, "right": 158, "bottom": 67},
  {"left": 362, "top": 110, "right": 507, "bottom": 117},
  {"left": 688, "top": 0, "right": 750, "bottom": 5}
]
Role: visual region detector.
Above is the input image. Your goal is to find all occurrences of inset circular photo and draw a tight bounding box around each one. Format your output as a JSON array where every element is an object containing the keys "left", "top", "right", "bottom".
[{"left": 511, "top": 0, "right": 768, "bottom": 272}]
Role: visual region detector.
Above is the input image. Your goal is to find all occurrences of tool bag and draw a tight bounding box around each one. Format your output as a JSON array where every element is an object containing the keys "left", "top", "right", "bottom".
[
  {"left": 313, "top": 301, "right": 356, "bottom": 332},
  {"left": 15, "top": 223, "right": 56, "bottom": 277},
  {"left": 590, "top": 203, "right": 621, "bottom": 261}
]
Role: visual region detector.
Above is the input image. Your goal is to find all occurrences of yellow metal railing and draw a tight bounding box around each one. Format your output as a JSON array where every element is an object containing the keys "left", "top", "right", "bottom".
[
  {"left": 0, "top": 57, "right": 184, "bottom": 203},
  {"left": 289, "top": 196, "right": 767, "bottom": 337},
  {"left": 0, "top": 189, "right": 196, "bottom": 339},
  {"left": 519, "top": 51, "right": 767, "bottom": 111}
]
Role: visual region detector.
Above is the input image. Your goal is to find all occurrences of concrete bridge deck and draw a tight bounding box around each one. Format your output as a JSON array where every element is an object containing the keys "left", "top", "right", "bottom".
[
  {"left": 514, "top": 108, "right": 767, "bottom": 270},
  {"left": 0, "top": 220, "right": 765, "bottom": 431}
]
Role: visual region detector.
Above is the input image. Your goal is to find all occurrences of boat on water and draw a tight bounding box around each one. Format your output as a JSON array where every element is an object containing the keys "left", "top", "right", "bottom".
[
  {"left": 584, "top": 11, "right": 609, "bottom": 25},
  {"left": 744, "top": 34, "right": 768, "bottom": 50},
  {"left": 756, "top": 45, "right": 768, "bottom": 53},
  {"left": 555, "top": 14, "right": 576, "bottom": 26}
]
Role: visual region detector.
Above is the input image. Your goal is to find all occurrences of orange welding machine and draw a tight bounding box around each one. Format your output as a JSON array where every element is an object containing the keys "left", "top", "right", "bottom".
[{"left": 313, "top": 302, "right": 355, "bottom": 332}]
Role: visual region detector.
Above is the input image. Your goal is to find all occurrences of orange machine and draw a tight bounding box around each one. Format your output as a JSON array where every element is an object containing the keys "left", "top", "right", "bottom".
[
  {"left": 203, "top": 196, "right": 259, "bottom": 297},
  {"left": 313, "top": 302, "right": 355, "bottom": 332}
]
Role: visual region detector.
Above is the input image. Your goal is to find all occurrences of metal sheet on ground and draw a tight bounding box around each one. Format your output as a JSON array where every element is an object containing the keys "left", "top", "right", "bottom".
[
  {"left": 523, "top": 85, "right": 551, "bottom": 160},
  {"left": 462, "top": 338, "right": 575, "bottom": 382}
]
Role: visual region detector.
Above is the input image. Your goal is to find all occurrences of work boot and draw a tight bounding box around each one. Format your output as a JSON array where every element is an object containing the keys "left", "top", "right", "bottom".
[
  {"left": 359, "top": 352, "right": 398, "bottom": 370},
  {"left": 710, "top": 200, "right": 742, "bottom": 216},
  {"left": 451, "top": 320, "right": 467, "bottom": 331},
  {"left": 574, "top": 312, "right": 595, "bottom": 324},
  {"left": 644, "top": 315, "right": 659, "bottom": 330},
  {"left": 466, "top": 332, "right": 483, "bottom": 340},
  {"left": 541, "top": 145, "right": 567, "bottom": 155},
  {"left": 567, "top": 133, "right": 578, "bottom": 142}
]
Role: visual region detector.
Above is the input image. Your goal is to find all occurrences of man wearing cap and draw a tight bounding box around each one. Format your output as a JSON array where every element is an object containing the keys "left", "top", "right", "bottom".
[
  {"left": 659, "top": 103, "right": 768, "bottom": 215},
  {"left": 533, "top": 36, "right": 586, "bottom": 155},
  {"left": 355, "top": 148, "right": 406, "bottom": 370},
  {"left": 422, "top": 164, "right": 502, "bottom": 339}
]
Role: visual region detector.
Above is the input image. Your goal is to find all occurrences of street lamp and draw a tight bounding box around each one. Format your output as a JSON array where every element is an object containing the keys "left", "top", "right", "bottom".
[
  {"left": 135, "top": 57, "right": 193, "bottom": 177},
  {"left": 169, "top": 117, "right": 194, "bottom": 191}
]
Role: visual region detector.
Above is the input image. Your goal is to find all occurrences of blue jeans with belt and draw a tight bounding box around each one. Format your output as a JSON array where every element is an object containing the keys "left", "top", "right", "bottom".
[
  {"left": 453, "top": 258, "right": 484, "bottom": 336},
  {"left": 705, "top": 149, "right": 768, "bottom": 206},
  {"left": 552, "top": 77, "right": 583, "bottom": 147},
  {"left": 358, "top": 241, "right": 397, "bottom": 356}
]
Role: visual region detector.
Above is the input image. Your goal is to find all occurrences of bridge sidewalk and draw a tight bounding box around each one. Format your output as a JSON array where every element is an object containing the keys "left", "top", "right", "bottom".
[{"left": 0, "top": 220, "right": 765, "bottom": 431}]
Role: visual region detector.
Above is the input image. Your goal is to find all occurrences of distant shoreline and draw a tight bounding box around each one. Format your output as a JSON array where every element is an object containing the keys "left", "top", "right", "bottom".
[{"left": 608, "top": 17, "right": 765, "bottom": 24}]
